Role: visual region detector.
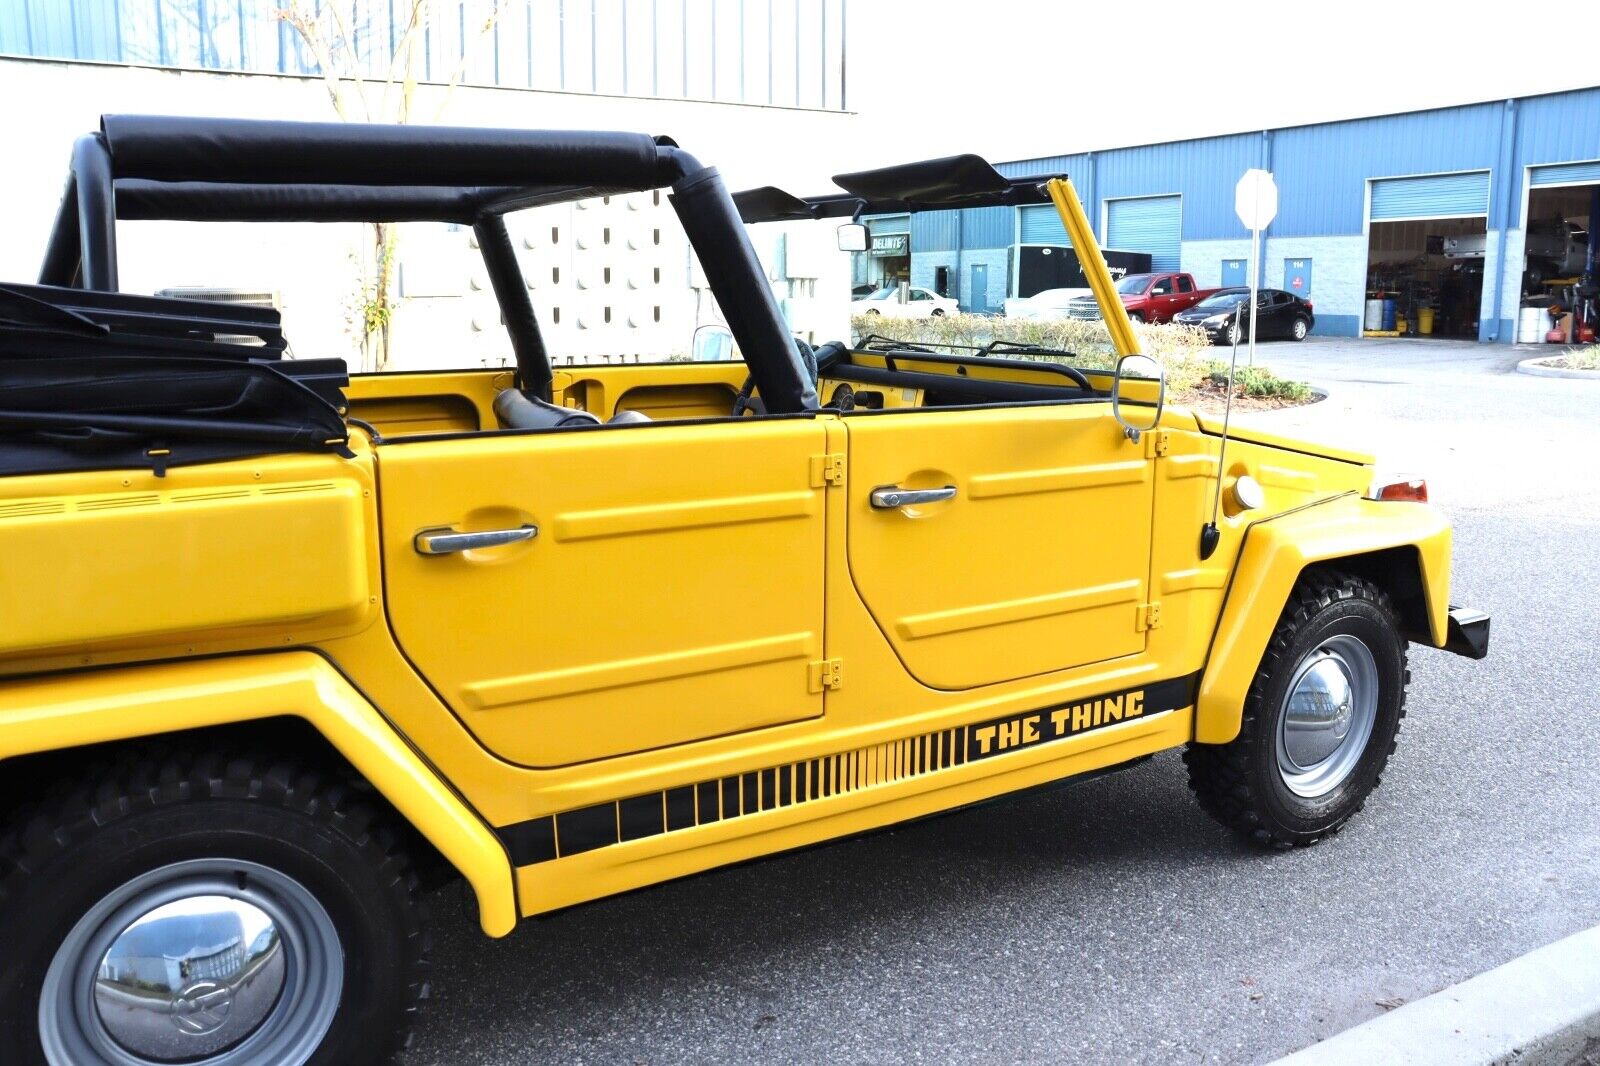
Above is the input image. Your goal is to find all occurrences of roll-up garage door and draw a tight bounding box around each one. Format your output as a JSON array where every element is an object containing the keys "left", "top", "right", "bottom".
[
  {"left": 1020, "top": 204, "right": 1069, "bottom": 245},
  {"left": 1530, "top": 161, "right": 1600, "bottom": 186},
  {"left": 1106, "top": 196, "right": 1181, "bottom": 271},
  {"left": 1369, "top": 172, "right": 1489, "bottom": 220}
]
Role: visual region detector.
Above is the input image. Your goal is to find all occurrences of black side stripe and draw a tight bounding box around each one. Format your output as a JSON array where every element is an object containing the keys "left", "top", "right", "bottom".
[{"left": 496, "top": 671, "right": 1200, "bottom": 868}]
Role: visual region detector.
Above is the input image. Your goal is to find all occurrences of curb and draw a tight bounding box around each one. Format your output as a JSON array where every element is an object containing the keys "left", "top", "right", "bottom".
[
  {"left": 1517, "top": 357, "right": 1600, "bottom": 380},
  {"left": 1270, "top": 924, "right": 1600, "bottom": 1066}
]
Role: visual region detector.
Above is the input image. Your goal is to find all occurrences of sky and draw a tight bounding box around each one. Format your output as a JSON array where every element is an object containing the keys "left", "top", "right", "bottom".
[{"left": 845, "top": 0, "right": 1598, "bottom": 167}]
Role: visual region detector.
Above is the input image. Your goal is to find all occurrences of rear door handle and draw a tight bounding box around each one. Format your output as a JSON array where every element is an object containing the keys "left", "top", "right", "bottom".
[
  {"left": 414, "top": 524, "right": 538, "bottom": 555},
  {"left": 870, "top": 486, "right": 957, "bottom": 509}
]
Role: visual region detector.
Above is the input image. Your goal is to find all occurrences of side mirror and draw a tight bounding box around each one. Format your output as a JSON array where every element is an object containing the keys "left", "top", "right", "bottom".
[
  {"left": 837, "top": 223, "right": 868, "bottom": 252},
  {"left": 691, "top": 323, "right": 737, "bottom": 362},
  {"left": 1111, "top": 353, "right": 1165, "bottom": 442}
]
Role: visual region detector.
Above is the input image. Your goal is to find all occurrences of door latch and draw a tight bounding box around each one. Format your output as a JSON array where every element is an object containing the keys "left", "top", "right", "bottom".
[{"left": 414, "top": 524, "right": 538, "bottom": 555}]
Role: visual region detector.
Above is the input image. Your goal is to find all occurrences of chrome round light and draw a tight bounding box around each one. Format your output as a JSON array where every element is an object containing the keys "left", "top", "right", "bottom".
[{"left": 1231, "top": 474, "right": 1265, "bottom": 512}]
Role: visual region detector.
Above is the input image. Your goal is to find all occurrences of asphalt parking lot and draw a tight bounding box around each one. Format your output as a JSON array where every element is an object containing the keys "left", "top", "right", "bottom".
[{"left": 402, "top": 336, "right": 1600, "bottom": 1065}]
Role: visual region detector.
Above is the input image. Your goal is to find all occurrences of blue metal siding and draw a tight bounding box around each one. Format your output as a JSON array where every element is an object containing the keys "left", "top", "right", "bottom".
[
  {"left": 1369, "top": 171, "right": 1490, "bottom": 220},
  {"left": 960, "top": 206, "right": 1014, "bottom": 250},
  {"left": 1530, "top": 160, "right": 1600, "bottom": 186},
  {"left": 1096, "top": 134, "right": 1257, "bottom": 240},
  {"left": 912, "top": 212, "right": 958, "bottom": 253},
  {"left": 1269, "top": 104, "right": 1501, "bottom": 235},
  {"left": 1512, "top": 89, "right": 1600, "bottom": 184},
  {"left": 1106, "top": 197, "right": 1181, "bottom": 271},
  {"left": 1018, "top": 204, "right": 1067, "bottom": 245}
]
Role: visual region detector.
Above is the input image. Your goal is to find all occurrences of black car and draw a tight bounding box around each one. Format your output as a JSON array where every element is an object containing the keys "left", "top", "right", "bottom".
[{"left": 1173, "top": 287, "right": 1314, "bottom": 343}]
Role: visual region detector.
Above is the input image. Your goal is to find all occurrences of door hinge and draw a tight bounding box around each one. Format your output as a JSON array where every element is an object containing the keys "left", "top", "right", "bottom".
[
  {"left": 808, "top": 658, "right": 844, "bottom": 692},
  {"left": 1136, "top": 601, "right": 1163, "bottom": 632},
  {"left": 1146, "top": 431, "right": 1171, "bottom": 458},
  {"left": 810, "top": 453, "right": 845, "bottom": 488}
]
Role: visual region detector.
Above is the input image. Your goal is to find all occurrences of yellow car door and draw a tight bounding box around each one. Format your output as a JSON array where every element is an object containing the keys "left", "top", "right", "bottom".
[
  {"left": 843, "top": 403, "right": 1154, "bottom": 690},
  {"left": 376, "top": 418, "right": 830, "bottom": 767}
]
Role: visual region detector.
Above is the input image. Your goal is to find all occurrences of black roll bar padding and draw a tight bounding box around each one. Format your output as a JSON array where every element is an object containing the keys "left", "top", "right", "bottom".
[
  {"left": 99, "top": 115, "right": 672, "bottom": 190},
  {"left": 473, "top": 214, "right": 552, "bottom": 401},
  {"left": 74, "top": 134, "right": 118, "bottom": 291},
  {"left": 39, "top": 173, "right": 82, "bottom": 288},
  {"left": 663, "top": 153, "right": 818, "bottom": 415}
]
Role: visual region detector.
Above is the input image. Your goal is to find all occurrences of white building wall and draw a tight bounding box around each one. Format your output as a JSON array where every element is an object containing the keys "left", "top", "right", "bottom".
[{"left": 0, "top": 58, "right": 855, "bottom": 370}]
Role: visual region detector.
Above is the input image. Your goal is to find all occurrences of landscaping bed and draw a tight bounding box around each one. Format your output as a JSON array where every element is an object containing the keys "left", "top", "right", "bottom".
[{"left": 850, "top": 313, "right": 1317, "bottom": 413}]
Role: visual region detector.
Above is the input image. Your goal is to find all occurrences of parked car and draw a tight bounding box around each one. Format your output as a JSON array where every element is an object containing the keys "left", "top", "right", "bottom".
[
  {"left": 851, "top": 284, "right": 958, "bottom": 318},
  {"left": 1066, "top": 272, "right": 1217, "bottom": 323},
  {"left": 1173, "top": 287, "right": 1315, "bottom": 343},
  {"left": 1003, "top": 286, "right": 1093, "bottom": 320}
]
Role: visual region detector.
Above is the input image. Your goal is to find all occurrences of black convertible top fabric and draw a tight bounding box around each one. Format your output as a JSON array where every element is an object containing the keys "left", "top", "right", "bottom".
[
  {"left": 734, "top": 154, "right": 1061, "bottom": 224},
  {"left": 0, "top": 356, "right": 350, "bottom": 476}
]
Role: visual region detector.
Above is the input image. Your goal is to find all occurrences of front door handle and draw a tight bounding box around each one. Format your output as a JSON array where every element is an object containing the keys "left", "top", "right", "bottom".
[
  {"left": 870, "top": 485, "right": 957, "bottom": 509},
  {"left": 414, "top": 524, "right": 538, "bottom": 555}
]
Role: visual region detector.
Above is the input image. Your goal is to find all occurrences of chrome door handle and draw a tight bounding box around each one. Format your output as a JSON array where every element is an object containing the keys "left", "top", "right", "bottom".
[
  {"left": 870, "top": 485, "right": 957, "bottom": 509},
  {"left": 414, "top": 524, "right": 538, "bottom": 555}
]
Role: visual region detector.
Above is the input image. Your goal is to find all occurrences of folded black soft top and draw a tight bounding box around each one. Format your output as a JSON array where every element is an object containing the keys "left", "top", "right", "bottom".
[{"left": 0, "top": 283, "right": 350, "bottom": 477}]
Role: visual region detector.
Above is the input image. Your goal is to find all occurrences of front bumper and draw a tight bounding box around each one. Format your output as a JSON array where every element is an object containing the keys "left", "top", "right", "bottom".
[{"left": 1443, "top": 605, "right": 1490, "bottom": 659}]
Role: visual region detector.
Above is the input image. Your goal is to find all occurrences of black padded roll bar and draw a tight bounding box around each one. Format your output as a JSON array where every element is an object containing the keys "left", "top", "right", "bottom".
[
  {"left": 474, "top": 214, "right": 552, "bottom": 401},
  {"left": 664, "top": 148, "right": 817, "bottom": 414}
]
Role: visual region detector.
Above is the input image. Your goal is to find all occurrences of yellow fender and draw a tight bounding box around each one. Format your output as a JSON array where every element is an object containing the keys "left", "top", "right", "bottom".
[
  {"left": 1196, "top": 495, "right": 1452, "bottom": 744},
  {"left": 0, "top": 651, "right": 517, "bottom": 937}
]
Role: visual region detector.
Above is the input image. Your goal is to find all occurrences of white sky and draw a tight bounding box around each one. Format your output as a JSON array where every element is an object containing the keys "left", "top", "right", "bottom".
[{"left": 845, "top": 0, "right": 1598, "bottom": 167}]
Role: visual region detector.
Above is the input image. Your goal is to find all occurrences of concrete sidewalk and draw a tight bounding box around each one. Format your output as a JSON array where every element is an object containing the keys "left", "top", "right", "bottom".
[{"left": 1271, "top": 925, "right": 1600, "bottom": 1065}]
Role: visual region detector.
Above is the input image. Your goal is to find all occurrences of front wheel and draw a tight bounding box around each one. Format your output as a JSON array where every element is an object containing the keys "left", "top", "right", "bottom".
[
  {"left": 1184, "top": 572, "right": 1408, "bottom": 848},
  {"left": 1226, "top": 321, "right": 1243, "bottom": 346},
  {"left": 0, "top": 748, "right": 429, "bottom": 1066},
  {"left": 1126, "top": 311, "right": 1144, "bottom": 323}
]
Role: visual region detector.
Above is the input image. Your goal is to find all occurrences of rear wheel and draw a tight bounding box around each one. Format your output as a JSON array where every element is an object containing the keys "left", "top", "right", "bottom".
[
  {"left": 1291, "top": 316, "right": 1310, "bottom": 341},
  {"left": 930, "top": 307, "right": 945, "bottom": 317},
  {"left": 1184, "top": 572, "right": 1409, "bottom": 848},
  {"left": 0, "top": 748, "right": 429, "bottom": 1066}
]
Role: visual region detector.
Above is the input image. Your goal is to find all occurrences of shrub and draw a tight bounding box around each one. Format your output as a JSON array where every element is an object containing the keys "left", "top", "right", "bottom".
[
  {"left": 1543, "top": 345, "right": 1600, "bottom": 371},
  {"left": 1206, "top": 363, "right": 1313, "bottom": 401},
  {"left": 850, "top": 312, "right": 1216, "bottom": 392}
]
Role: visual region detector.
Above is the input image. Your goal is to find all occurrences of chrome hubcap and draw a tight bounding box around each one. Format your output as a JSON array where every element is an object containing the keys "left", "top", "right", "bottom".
[
  {"left": 1276, "top": 634, "right": 1379, "bottom": 798},
  {"left": 42, "top": 860, "right": 341, "bottom": 1066}
]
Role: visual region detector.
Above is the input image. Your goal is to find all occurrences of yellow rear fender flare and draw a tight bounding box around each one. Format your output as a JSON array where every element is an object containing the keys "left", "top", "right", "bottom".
[
  {"left": 0, "top": 651, "right": 517, "bottom": 937},
  {"left": 1196, "top": 495, "right": 1452, "bottom": 744}
]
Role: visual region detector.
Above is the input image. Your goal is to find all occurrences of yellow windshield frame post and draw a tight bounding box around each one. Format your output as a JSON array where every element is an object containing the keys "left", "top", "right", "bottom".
[{"left": 1046, "top": 177, "right": 1139, "bottom": 357}]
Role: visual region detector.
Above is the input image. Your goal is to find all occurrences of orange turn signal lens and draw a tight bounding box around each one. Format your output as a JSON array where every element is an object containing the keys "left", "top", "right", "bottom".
[{"left": 1371, "top": 477, "right": 1428, "bottom": 503}]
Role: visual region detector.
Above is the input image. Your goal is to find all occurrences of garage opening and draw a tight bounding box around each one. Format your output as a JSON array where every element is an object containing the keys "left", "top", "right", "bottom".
[
  {"left": 1520, "top": 162, "right": 1599, "bottom": 344},
  {"left": 1364, "top": 172, "right": 1489, "bottom": 339}
]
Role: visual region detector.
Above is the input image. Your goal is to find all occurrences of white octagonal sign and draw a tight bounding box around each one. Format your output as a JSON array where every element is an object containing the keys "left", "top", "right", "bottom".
[{"left": 1235, "top": 169, "right": 1278, "bottom": 231}]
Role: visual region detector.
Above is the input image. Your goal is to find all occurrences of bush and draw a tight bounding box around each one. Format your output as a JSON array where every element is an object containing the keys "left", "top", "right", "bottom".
[
  {"left": 1206, "top": 363, "right": 1313, "bottom": 401},
  {"left": 849, "top": 312, "right": 1216, "bottom": 392},
  {"left": 1544, "top": 345, "right": 1600, "bottom": 371}
]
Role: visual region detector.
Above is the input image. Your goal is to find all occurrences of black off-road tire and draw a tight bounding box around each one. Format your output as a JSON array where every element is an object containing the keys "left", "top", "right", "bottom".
[
  {"left": 1184, "top": 571, "right": 1409, "bottom": 849},
  {"left": 0, "top": 745, "right": 430, "bottom": 1066}
]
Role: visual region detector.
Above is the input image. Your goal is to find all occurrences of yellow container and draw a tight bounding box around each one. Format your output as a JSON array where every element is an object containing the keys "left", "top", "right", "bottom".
[
  {"left": 1419, "top": 307, "right": 1435, "bottom": 334},
  {"left": 1396, "top": 314, "right": 1408, "bottom": 333}
]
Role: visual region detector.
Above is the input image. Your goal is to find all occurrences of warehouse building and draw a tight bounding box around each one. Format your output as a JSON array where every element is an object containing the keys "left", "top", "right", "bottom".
[
  {"left": 0, "top": 0, "right": 852, "bottom": 369},
  {"left": 886, "top": 86, "right": 1600, "bottom": 343}
]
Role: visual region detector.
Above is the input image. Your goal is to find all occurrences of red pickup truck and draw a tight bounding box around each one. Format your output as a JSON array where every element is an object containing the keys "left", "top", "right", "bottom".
[{"left": 1066, "top": 272, "right": 1218, "bottom": 323}]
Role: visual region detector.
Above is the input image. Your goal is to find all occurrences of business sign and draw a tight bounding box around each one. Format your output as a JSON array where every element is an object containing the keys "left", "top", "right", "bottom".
[{"left": 869, "top": 233, "right": 909, "bottom": 258}]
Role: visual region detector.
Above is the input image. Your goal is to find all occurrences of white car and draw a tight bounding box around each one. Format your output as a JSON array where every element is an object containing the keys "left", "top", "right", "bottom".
[
  {"left": 850, "top": 285, "right": 959, "bottom": 318},
  {"left": 1003, "top": 286, "right": 1093, "bottom": 320}
]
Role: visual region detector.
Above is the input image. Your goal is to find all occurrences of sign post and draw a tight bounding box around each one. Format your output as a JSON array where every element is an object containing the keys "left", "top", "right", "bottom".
[{"left": 1234, "top": 169, "right": 1278, "bottom": 367}]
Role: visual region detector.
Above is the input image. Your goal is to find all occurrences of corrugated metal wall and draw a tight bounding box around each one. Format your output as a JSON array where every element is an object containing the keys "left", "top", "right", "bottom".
[{"left": 0, "top": 0, "right": 849, "bottom": 109}]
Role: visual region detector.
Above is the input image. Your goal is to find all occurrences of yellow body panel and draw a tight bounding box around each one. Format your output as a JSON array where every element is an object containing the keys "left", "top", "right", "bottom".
[
  {"left": 0, "top": 180, "right": 1462, "bottom": 932},
  {"left": 842, "top": 403, "right": 1152, "bottom": 689},
  {"left": 0, "top": 652, "right": 517, "bottom": 937},
  {"left": 1194, "top": 494, "right": 1451, "bottom": 743}
]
